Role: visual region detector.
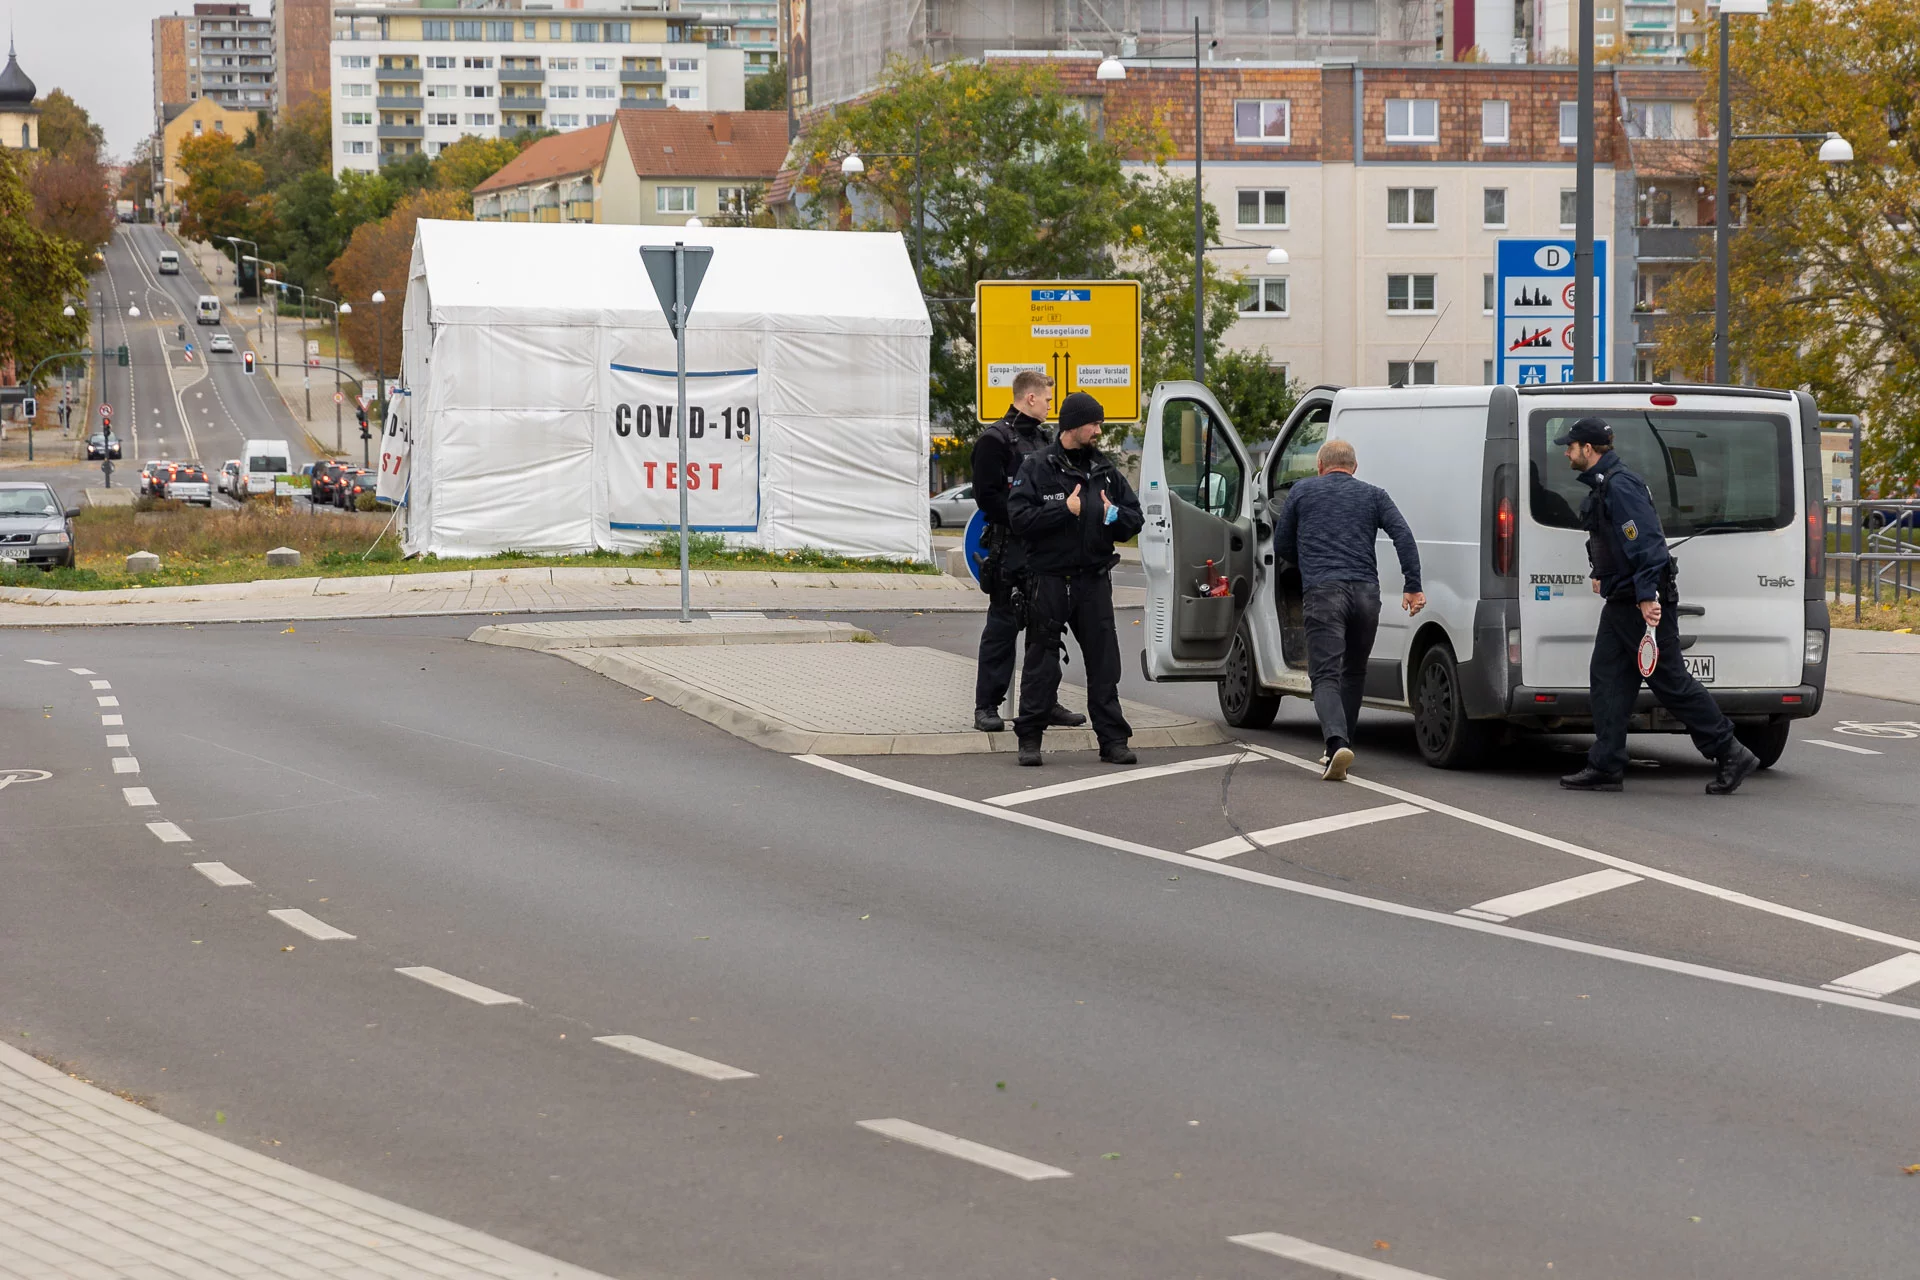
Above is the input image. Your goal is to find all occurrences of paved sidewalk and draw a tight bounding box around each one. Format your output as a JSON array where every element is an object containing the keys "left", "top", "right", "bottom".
[
  {"left": 1828, "top": 627, "right": 1920, "bottom": 706},
  {"left": 0, "top": 1039, "right": 609, "bottom": 1279}
]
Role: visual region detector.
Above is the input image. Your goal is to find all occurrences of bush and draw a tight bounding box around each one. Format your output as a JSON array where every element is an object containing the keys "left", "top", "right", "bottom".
[
  {"left": 73, "top": 504, "right": 399, "bottom": 563},
  {"left": 354, "top": 491, "right": 382, "bottom": 512}
]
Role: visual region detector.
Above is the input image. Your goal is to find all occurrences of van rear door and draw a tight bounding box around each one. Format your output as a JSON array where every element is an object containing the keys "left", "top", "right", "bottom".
[
  {"left": 1519, "top": 394, "right": 1805, "bottom": 691},
  {"left": 1140, "top": 381, "right": 1258, "bottom": 681}
]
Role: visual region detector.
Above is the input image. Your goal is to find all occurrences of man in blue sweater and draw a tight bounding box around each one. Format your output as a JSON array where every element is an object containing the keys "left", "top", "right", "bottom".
[{"left": 1273, "top": 439, "right": 1425, "bottom": 780}]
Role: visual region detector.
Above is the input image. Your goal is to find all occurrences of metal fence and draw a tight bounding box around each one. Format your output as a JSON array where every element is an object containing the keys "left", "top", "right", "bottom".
[{"left": 1825, "top": 497, "right": 1920, "bottom": 620}]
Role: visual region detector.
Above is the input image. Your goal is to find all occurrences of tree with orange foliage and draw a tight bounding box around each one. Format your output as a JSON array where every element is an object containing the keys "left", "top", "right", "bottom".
[{"left": 328, "top": 188, "right": 472, "bottom": 380}]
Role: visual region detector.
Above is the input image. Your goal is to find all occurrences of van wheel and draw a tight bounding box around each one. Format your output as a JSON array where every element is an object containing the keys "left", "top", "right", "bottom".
[
  {"left": 1413, "top": 643, "right": 1495, "bottom": 770},
  {"left": 1217, "top": 627, "right": 1280, "bottom": 730},
  {"left": 1733, "top": 718, "right": 1791, "bottom": 769}
]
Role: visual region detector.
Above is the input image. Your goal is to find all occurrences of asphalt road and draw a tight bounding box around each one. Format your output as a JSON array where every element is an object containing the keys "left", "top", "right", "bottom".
[{"left": 5, "top": 606, "right": 1920, "bottom": 1278}]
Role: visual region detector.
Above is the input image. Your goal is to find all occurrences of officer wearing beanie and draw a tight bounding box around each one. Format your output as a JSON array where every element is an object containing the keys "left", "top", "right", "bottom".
[
  {"left": 1005, "top": 391, "right": 1144, "bottom": 766},
  {"left": 1556, "top": 415, "right": 1759, "bottom": 795}
]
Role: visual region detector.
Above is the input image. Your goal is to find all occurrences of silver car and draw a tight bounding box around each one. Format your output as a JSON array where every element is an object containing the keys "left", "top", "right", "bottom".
[
  {"left": 209, "top": 332, "right": 235, "bottom": 354},
  {"left": 928, "top": 483, "right": 975, "bottom": 529}
]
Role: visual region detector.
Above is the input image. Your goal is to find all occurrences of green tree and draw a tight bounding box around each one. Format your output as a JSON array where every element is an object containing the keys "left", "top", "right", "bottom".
[
  {"left": 430, "top": 133, "right": 525, "bottom": 192},
  {"left": 243, "top": 93, "right": 332, "bottom": 188},
  {"left": 33, "top": 89, "right": 105, "bottom": 163},
  {"left": 795, "top": 58, "right": 1242, "bottom": 438},
  {"left": 330, "top": 187, "right": 473, "bottom": 379},
  {"left": 1208, "top": 347, "right": 1301, "bottom": 444},
  {"left": 744, "top": 62, "right": 786, "bottom": 113},
  {"left": 273, "top": 167, "right": 345, "bottom": 295},
  {"left": 178, "top": 132, "right": 272, "bottom": 250},
  {"left": 0, "top": 148, "right": 89, "bottom": 388},
  {"left": 1654, "top": 0, "right": 1920, "bottom": 481}
]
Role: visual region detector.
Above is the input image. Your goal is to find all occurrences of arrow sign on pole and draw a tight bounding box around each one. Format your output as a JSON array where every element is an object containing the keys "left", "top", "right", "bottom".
[{"left": 640, "top": 243, "right": 712, "bottom": 338}]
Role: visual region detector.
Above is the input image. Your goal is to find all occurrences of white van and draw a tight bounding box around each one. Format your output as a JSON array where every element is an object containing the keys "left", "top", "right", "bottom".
[
  {"left": 1139, "top": 382, "right": 1828, "bottom": 770},
  {"left": 196, "top": 295, "right": 220, "bottom": 325},
  {"left": 158, "top": 249, "right": 180, "bottom": 275},
  {"left": 237, "top": 438, "right": 292, "bottom": 500}
]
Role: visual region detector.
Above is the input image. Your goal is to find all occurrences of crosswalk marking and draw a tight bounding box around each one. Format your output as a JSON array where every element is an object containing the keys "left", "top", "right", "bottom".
[
  {"left": 987, "top": 752, "right": 1258, "bottom": 807},
  {"left": 1823, "top": 953, "right": 1920, "bottom": 999},
  {"left": 1187, "top": 803, "right": 1425, "bottom": 860},
  {"left": 1457, "top": 868, "right": 1642, "bottom": 923}
]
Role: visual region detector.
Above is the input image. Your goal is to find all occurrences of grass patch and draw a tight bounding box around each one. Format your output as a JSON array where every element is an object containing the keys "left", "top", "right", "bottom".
[
  {"left": 0, "top": 506, "right": 937, "bottom": 591},
  {"left": 1830, "top": 596, "right": 1920, "bottom": 632}
]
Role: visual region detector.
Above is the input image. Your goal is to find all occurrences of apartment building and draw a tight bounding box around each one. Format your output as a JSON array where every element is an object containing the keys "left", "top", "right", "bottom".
[
  {"left": 1531, "top": 0, "right": 1713, "bottom": 62},
  {"left": 684, "top": 1, "right": 780, "bottom": 79},
  {"left": 330, "top": 3, "right": 747, "bottom": 174},
  {"left": 273, "top": 0, "right": 332, "bottom": 114},
  {"left": 152, "top": 3, "right": 277, "bottom": 128}
]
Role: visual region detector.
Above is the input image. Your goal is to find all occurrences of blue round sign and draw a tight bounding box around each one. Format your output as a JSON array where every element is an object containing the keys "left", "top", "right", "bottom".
[{"left": 961, "top": 509, "right": 990, "bottom": 585}]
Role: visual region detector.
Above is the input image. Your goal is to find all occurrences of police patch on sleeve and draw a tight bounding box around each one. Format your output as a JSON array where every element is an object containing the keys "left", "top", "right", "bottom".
[{"left": 1621, "top": 519, "right": 1639, "bottom": 541}]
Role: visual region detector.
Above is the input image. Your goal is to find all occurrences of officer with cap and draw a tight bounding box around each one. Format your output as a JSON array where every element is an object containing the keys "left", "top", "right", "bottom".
[
  {"left": 1556, "top": 416, "right": 1759, "bottom": 795},
  {"left": 1006, "top": 391, "right": 1143, "bottom": 766}
]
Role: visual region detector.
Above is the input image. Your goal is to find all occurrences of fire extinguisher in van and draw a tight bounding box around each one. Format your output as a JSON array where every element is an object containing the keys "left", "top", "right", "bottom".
[{"left": 1195, "top": 559, "right": 1231, "bottom": 599}]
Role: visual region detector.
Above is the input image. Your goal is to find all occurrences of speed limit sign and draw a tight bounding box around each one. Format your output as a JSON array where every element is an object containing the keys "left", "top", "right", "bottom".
[{"left": 333, "top": 391, "right": 344, "bottom": 404}]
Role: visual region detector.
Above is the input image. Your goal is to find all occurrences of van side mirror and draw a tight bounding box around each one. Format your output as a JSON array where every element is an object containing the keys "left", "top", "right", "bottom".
[{"left": 65, "top": 507, "right": 81, "bottom": 519}]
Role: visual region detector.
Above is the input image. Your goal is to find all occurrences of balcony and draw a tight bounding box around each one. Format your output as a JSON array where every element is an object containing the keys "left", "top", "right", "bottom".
[
  {"left": 1635, "top": 225, "right": 1711, "bottom": 262},
  {"left": 620, "top": 69, "right": 667, "bottom": 85},
  {"left": 500, "top": 95, "right": 546, "bottom": 111},
  {"left": 500, "top": 122, "right": 545, "bottom": 138},
  {"left": 499, "top": 65, "right": 545, "bottom": 83},
  {"left": 621, "top": 96, "right": 668, "bottom": 110},
  {"left": 376, "top": 95, "right": 424, "bottom": 111},
  {"left": 377, "top": 123, "right": 425, "bottom": 140},
  {"left": 375, "top": 65, "right": 423, "bottom": 81}
]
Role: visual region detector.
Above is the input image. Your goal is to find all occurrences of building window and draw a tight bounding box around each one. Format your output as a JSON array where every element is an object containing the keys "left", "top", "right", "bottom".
[
  {"left": 657, "top": 186, "right": 697, "bottom": 213},
  {"left": 1481, "top": 99, "right": 1509, "bottom": 144},
  {"left": 587, "top": 57, "right": 613, "bottom": 72},
  {"left": 425, "top": 56, "right": 455, "bottom": 69},
  {"left": 1232, "top": 99, "right": 1291, "bottom": 143},
  {"left": 1387, "top": 274, "right": 1437, "bottom": 313},
  {"left": 668, "top": 57, "right": 699, "bottom": 71},
  {"left": 586, "top": 113, "right": 614, "bottom": 125},
  {"left": 1596, "top": 32, "right": 1615, "bottom": 48},
  {"left": 1597, "top": 6, "right": 1614, "bottom": 19},
  {"left": 1385, "top": 98, "right": 1438, "bottom": 143},
  {"left": 426, "top": 84, "right": 458, "bottom": 98},
  {"left": 524, "top": 21, "right": 537, "bottom": 39},
  {"left": 341, "top": 111, "right": 372, "bottom": 126},
  {"left": 585, "top": 84, "right": 616, "bottom": 99},
  {"left": 1236, "top": 189, "right": 1288, "bottom": 227},
  {"left": 717, "top": 186, "right": 748, "bottom": 215},
  {"left": 340, "top": 54, "right": 371, "bottom": 69},
  {"left": 548, "top": 57, "right": 578, "bottom": 71},
  {"left": 466, "top": 112, "right": 496, "bottom": 126},
  {"left": 1238, "top": 277, "right": 1289, "bottom": 315},
  {"left": 1388, "top": 361, "right": 1437, "bottom": 386},
  {"left": 344, "top": 140, "right": 373, "bottom": 155},
  {"left": 549, "top": 84, "right": 578, "bottom": 99},
  {"left": 668, "top": 85, "right": 698, "bottom": 101},
  {"left": 1559, "top": 102, "right": 1579, "bottom": 145},
  {"left": 485, "top": 21, "right": 515, "bottom": 41},
  {"left": 463, "top": 56, "right": 494, "bottom": 69},
  {"left": 573, "top": 22, "right": 600, "bottom": 42},
  {"left": 423, "top": 20, "right": 449, "bottom": 40},
  {"left": 606, "top": 22, "right": 630, "bottom": 41},
  {"left": 1483, "top": 359, "right": 1496, "bottom": 385},
  {"left": 426, "top": 112, "right": 458, "bottom": 126},
  {"left": 193, "top": 120, "right": 204, "bottom": 135},
  {"left": 1483, "top": 187, "right": 1507, "bottom": 228},
  {"left": 466, "top": 85, "right": 495, "bottom": 98},
  {"left": 1560, "top": 189, "right": 1578, "bottom": 227},
  {"left": 549, "top": 113, "right": 580, "bottom": 128},
  {"left": 341, "top": 82, "right": 371, "bottom": 97},
  {"left": 1386, "top": 187, "right": 1436, "bottom": 227},
  {"left": 1483, "top": 273, "right": 1496, "bottom": 313},
  {"left": 551, "top": 22, "right": 563, "bottom": 39},
  {"left": 1629, "top": 102, "right": 1678, "bottom": 139}
]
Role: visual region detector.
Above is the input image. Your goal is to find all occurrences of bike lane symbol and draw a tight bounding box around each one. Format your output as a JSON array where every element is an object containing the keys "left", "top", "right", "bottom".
[
  {"left": 0, "top": 768, "right": 53, "bottom": 792},
  {"left": 1831, "top": 721, "right": 1920, "bottom": 739}
]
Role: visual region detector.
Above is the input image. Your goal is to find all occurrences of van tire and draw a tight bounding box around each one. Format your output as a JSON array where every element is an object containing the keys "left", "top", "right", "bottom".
[
  {"left": 1217, "top": 627, "right": 1280, "bottom": 730},
  {"left": 1733, "top": 718, "right": 1791, "bottom": 769},
  {"left": 1412, "top": 643, "right": 1495, "bottom": 769}
]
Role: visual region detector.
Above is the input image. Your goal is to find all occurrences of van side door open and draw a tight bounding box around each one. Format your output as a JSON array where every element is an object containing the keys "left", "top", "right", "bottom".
[{"left": 1140, "top": 382, "right": 1257, "bottom": 681}]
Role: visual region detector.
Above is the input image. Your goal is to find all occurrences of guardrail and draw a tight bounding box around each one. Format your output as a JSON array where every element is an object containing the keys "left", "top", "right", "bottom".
[{"left": 1825, "top": 497, "right": 1920, "bottom": 620}]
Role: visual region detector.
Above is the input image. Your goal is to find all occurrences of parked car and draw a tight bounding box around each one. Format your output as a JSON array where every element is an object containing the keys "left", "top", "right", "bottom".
[
  {"left": 929, "top": 483, "right": 976, "bottom": 529},
  {"left": 163, "top": 465, "right": 214, "bottom": 507},
  {"left": 85, "top": 432, "right": 122, "bottom": 461},
  {"left": 0, "top": 482, "right": 79, "bottom": 569},
  {"left": 333, "top": 467, "right": 377, "bottom": 509},
  {"left": 217, "top": 460, "right": 240, "bottom": 495},
  {"left": 310, "top": 460, "right": 350, "bottom": 505},
  {"left": 208, "top": 332, "right": 234, "bottom": 355}
]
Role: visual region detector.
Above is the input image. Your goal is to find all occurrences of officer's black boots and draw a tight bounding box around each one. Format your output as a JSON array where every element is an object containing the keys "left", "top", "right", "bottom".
[
  {"left": 975, "top": 708, "right": 1006, "bottom": 733},
  {"left": 1099, "top": 744, "right": 1137, "bottom": 766},
  {"left": 1047, "top": 705, "right": 1088, "bottom": 728},
  {"left": 1560, "top": 766, "right": 1625, "bottom": 792},
  {"left": 1706, "top": 742, "right": 1760, "bottom": 795},
  {"left": 1018, "top": 740, "right": 1044, "bottom": 766}
]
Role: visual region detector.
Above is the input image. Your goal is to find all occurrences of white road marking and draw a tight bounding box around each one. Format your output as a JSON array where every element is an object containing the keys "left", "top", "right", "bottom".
[
  {"left": 24, "top": 659, "right": 61, "bottom": 666},
  {"left": 121, "top": 787, "right": 156, "bottom": 807},
  {"left": 88, "top": 680, "right": 111, "bottom": 690},
  {"left": 101, "top": 714, "right": 123, "bottom": 726},
  {"left": 856, "top": 1119, "right": 1071, "bottom": 1181},
  {"left": 146, "top": 821, "right": 190, "bottom": 843},
  {"left": 67, "top": 667, "right": 95, "bottom": 675},
  {"left": 796, "top": 755, "right": 1920, "bottom": 1024},
  {"left": 986, "top": 752, "right": 1259, "bottom": 807},
  {"left": 1230, "top": 1232, "right": 1450, "bottom": 1279},
  {"left": 1235, "top": 742, "right": 1920, "bottom": 958},
  {"left": 1824, "top": 953, "right": 1920, "bottom": 999},
  {"left": 1457, "top": 869, "right": 1643, "bottom": 923},
  {"left": 96, "top": 696, "right": 119, "bottom": 707},
  {"left": 1188, "top": 803, "right": 1426, "bottom": 860},
  {"left": 1805, "top": 738, "right": 1884, "bottom": 756},
  {"left": 268, "top": 909, "right": 356, "bottom": 941},
  {"left": 593, "top": 1035, "right": 757, "bottom": 1081},
  {"left": 111, "top": 757, "right": 140, "bottom": 774},
  {"left": 105, "top": 734, "right": 130, "bottom": 748},
  {"left": 193, "top": 862, "right": 251, "bottom": 887},
  {"left": 395, "top": 966, "right": 522, "bottom": 1006}
]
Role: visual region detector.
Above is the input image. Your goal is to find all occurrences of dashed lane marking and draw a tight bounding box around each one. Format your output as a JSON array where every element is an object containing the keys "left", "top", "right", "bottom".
[
  {"left": 101, "top": 715, "right": 123, "bottom": 726},
  {"left": 395, "top": 966, "right": 522, "bottom": 1006},
  {"left": 1805, "top": 738, "right": 1884, "bottom": 756},
  {"left": 1824, "top": 953, "right": 1920, "bottom": 1000},
  {"left": 593, "top": 1035, "right": 757, "bottom": 1081},
  {"left": 96, "top": 696, "right": 119, "bottom": 708},
  {"left": 111, "top": 757, "right": 140, "bottom": 775},
  {"left": 1187, "top": 802, "right": 1426, "bottom": 860},
  {"left": 1457, "top": 869, "right": 1643, "bottom": 923},
  {"left": 986, "top": 751, "right": 1261, "bottom": 807},
  {"left": 796, "top": 755, "right": 1920, "bottom": 1024},
  {"left": 1230, "top": 1232, "right": 1451, "bottom": 1279},
  {"left": 856, "top": 1119, "right": 1072, "bottom": 1181},
  {"left": 268, "top": 909, "right": 356, "bottom": 941},
  {"left": 24, "top": 659, "right": 61, "bottom": 666},
  {"left": 193, "top": 862, "right": 252, "bottom": 887},
  {"left": 105, "top": 735, "right": 130, "bottom": 748},
  {"left": 146, "top": 822, "right": 190, "bottom": 844},
  {"left": 67, "top": 667, "right": 95, "bottom": 675},
  {"left": 121, "top": 788, "right": 156, "bottom": 807},
  {"left": 88, "top": 680, "right": 111, "bottom": 690}
]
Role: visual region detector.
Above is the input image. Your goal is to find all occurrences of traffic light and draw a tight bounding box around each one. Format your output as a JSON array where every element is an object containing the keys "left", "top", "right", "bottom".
[
  {"left": 21, "top": 397, "right": 35, "bottom": 420},
  {"left": 116, "top": 345, "right": 129, "bottom": 367},
  {"left": 243, "top": 351, "right": 256, "bottom": 375},
  {"left": 356, "top": 406, "right": 371, "bottom": 441},
  {"left": 100, "top": 405, "right": 111, "bottom": 429}
]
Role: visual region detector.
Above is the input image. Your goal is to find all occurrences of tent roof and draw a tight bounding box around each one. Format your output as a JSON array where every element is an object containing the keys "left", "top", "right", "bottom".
[{"left": 412, "top": 221, "right": 930, "bottom": 334}]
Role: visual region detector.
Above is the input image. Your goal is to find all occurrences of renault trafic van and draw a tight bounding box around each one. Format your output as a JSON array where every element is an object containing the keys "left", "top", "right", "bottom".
[{"left": 1139, "top": 382, "right": 1828, "bottom": 769}]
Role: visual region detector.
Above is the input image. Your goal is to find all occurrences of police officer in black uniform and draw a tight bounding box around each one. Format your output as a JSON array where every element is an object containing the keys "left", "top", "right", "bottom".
[
  {"left": 1556, "top": 417, "right": 1760, "bottom": 795},
  {"left": 1006, "top": 391, "right": 1144, "bottom": 767},
  {"left": 970, "top": 369, "right": 1085, "bottom": 734}
]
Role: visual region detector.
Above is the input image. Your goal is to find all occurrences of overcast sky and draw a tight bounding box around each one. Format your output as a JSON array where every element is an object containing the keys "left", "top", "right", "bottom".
[{"left": 16, "top": 0, "right": 213, "bottom": 162}]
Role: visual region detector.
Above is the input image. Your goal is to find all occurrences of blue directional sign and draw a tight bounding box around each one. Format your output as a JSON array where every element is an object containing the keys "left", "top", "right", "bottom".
[
  {"left": 1495, "top": 238, "right": 1606, "bottom": 386},
  {"left": 962, "top": 509, "right": 990, "bottom": 585}
]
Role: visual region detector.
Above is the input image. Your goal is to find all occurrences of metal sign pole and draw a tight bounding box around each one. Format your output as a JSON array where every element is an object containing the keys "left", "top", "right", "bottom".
[{"left": 676, "top": 244, "right": 691, "bottom": 623}]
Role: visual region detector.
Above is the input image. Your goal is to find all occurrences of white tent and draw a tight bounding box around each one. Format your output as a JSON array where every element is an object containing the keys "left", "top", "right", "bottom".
[{"left": 395, "top": 220, "right": 933, "bottom": 561}]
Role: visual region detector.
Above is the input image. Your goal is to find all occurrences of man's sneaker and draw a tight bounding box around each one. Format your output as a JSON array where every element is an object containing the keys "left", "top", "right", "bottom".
[
  {"left": 1322, "top": 746, "right": 1355, "bottom": 781},
  {"left": 1048, "top": 705, "right": 1087, "bottom": 727},
  {"left": 1559, "top": 767, "right": 1624, "bottom": 792},
  {"left": 1706, "top": 742, "right": 1760, "bottom": 795},
  {"left": 1017, "top": 739, "right": 1044, "bottom": 767},
  {"left": 1099, "top": 743, "right": 1137, "bottom": 765},
  {"left": 975, "top": 708, "right": 1006, "bottom": 733}
]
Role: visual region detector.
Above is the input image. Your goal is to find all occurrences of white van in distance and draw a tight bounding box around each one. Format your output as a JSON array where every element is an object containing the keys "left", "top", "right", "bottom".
[
  {"left": 196, "top": 295, "right": 220, "bottom": 325},
  {"left": 1140, "top": 382, "right": 1829, "bottom": 770},
  {"left": 237, "top": 439, "right": 293, "bottom": 500},
  {"left": 158, "top": 249, "right": 180, "bottom": 275}
]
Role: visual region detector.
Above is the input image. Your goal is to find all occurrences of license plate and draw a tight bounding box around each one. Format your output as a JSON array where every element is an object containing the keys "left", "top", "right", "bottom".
[
  {"left": 1685, "top": 655, "right": 1715, "bottom": 683},
  {"left": 0, "top": 548, "right": 25, "bottom": 561}
]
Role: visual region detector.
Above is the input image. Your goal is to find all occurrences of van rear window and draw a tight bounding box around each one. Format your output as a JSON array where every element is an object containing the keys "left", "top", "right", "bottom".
[
  {"left": 248, "top": 456, "right": 289, "bottom": 473},
  {"left": 1528, "top": 410, "right": 1793, "bottom": 536}
]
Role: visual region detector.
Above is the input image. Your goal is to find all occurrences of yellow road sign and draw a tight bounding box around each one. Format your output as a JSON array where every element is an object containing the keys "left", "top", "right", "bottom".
[{"left": 974, "top": 280, "right": 1141, "bottom": 424}]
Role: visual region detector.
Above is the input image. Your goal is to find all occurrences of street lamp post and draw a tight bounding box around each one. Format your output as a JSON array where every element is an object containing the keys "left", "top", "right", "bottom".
[
  {"left": 269, "top": 279, "right": 311, "bottom": 420},
  {"left": 223, "top": 236, "right": 261, "bottom": 352},
  {"left": 371, "top": 290, "right": 387, "bottom": 422},
  {"left": 839, "top": 115, "right": 926, "bottom": 290},
  {"left": 245, "top": 256, "right": 286, "bottom": 374},
  {"left": 311, "top": 297, "right": 351, "bottom": 452}
]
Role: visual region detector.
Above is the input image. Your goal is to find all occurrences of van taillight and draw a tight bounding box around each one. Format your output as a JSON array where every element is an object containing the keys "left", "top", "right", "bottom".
[
  {"left": 1494, "top": 495, "right": 1516, "bottom": 577},
  {"left": 1650, "top": 393, "right": 1678, "bottom": 406},
  {"left": 1807, "top": 505, "right": 1823, "bottom": 579}
]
